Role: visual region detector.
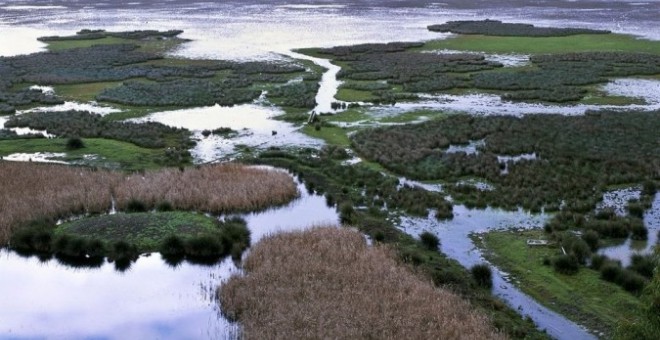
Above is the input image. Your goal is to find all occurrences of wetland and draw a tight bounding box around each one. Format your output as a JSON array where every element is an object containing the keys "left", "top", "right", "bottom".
[{"left": 1, "top": 1, "right": 660, "bottom": 339}]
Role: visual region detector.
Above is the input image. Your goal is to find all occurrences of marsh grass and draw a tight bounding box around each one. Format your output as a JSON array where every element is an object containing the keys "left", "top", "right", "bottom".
[
  {"left": 219, "top": 227, "right": 504, "bottom": 340},
  {"left": 113, "top": 164, "right": 298, "bottom": 214},
  {"left": 0, "top": 162, "right": 297, "bottom": 244}
]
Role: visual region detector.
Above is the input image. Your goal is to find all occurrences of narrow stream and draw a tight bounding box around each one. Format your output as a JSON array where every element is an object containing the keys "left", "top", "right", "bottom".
[
  {"left": 284, "top": 51, "right": 343, "bottom": 114},
  {"left": 398, "top": 205, "right": 597, "bottom": 339},
  {"left": 0, "top": 173, "right": 340, "bottom": 339}
]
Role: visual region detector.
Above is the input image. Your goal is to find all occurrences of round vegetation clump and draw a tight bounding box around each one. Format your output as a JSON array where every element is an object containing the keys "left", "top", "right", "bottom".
[
  {"left": 618, "top": 270, "right": 647, "bottom": 295},
  {"left": 339, "top": 202, "right": 355, "bottom": 224},
  {"left": 185, "top": 235, "right": 223, "bottom": 259},
  {"left": 156, "top": 201, "right": 174, "bottom": 212},
  {"left": 471, "top": 263, "right": 493, "bottom": 288},
  {"left": 420, "top": 231, "right": 440, "bottom": 251},
  {"left": 589, "top": 254, "right": 608, "bottom": 270},
  {"left": 110, "top": 240, "right": 138, "bottom": 262},
  {"left": 65, "top": 137, "right": 85, "bottom": 150},
  {"left": 600, "top": 262, "right": 623, "bottom": 282},
  {"left": 160, "top": 235, "right": 186, "bottom": 256},
  {"left": 125, "top": 198, "right": 148, "bottom": 213},
  {"left": 553, "top": 254, "right": 579, "bottom": 275}
]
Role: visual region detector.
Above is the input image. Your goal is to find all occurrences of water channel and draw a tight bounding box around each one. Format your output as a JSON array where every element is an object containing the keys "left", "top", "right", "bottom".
[{"left": 1, "top": 1, "right": 659, "bottom": 338}]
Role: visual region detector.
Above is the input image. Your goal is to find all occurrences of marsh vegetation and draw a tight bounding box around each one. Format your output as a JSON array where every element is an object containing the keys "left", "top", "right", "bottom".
[
  {"left": 219, "top": 227, "right": 505, "bottom": 339},
  {"left": 0, "top": 162, "right": 297, "bottom": 245}
]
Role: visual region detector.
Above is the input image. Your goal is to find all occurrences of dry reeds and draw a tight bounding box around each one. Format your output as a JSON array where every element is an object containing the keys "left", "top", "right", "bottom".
[
  {"left": 0, "top": 162, "right": 298, "bottom": 244},
  {"left": 113, "top": 164, "right": 297, "bottom": 214},
  {"left": 219, "top": 227, "right": 505, "bottom": 340}
]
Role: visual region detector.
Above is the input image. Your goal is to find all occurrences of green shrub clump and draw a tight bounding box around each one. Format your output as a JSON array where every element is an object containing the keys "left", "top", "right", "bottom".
[
  {"left": 420, "top": 231, "right": 440, "bottom": 251},
  {"left": 471, "top": 263, "right": 493, "bottom": 288}
]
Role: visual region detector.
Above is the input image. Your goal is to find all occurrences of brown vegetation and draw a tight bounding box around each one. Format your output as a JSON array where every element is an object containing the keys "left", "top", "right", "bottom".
[
  {"left": 113, "top": 164, "right": 298, "bottom": 214},
  {"left": 0, "top": 162, "right": 298, "bottom": 244},
  {"left": 219, "top": 227, "right": 505, "bottom": 340}
]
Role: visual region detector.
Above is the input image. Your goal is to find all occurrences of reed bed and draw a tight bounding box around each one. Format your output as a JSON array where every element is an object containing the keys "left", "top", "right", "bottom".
[
  {"left": 219, "top": 227, "right": 505, "bottom": 340},
  {"left": 113, "top": 164, "right": 298, "bottom": 213},
  {"left": 0, "top": 162, "right": 298, "bottom": 244},
  {"left": 0, "top": 162, "right": 119, "bottom": 244}
]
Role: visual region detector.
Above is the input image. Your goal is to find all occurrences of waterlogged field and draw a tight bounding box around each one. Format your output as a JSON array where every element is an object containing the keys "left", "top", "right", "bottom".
[{"left": 1, "top": 2, "right": 660, "bottom": 339}]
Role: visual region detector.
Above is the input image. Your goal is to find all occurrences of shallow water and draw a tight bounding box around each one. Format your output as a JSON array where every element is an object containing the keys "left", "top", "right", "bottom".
[
  {"left": 599, "top": 193, "right": 660, "bottom": 266},
  {"left": 1, "top": 1, "right": 658, "bottom": 60},
  {"left": 285, "top": 51, "right": 343, "bottom": 114},
  {"left": 0, "top": 171, "right": 340, "bottom": 339},
  {"left": 20, "top": 101, "right": 122, "bottom": 116},
  {"left": 0, "top": 250, "right": 240, "bottom": 340},
  {"left": 2, "top": 1, "right": 659, "bottom": 338},
  {"left": 398, "top": 205, "right": 597, "bottom": 339},
  {"left": 1, "top": 152, "right": 67, "bottom": 163},
  {"left": 130, "top": 99, "right": 323, "bottom": 163},
  {"left": 371, "top": 86, "right": 660, "bottom": 117}
]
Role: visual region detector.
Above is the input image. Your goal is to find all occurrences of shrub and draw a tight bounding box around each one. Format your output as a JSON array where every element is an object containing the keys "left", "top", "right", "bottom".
[
  {"left": 471, "top": 263, "right": 493, "bottom": 288},
  {"left": 111, "top": 240, "right": 138, "bottom": 262},
  {"left": 185, "top": 235, "right": 223, "bottom": 258},
  {"left": 619, "top": 270, "right": 647, "bottom": 295},
  {"left": 125, "top": 198, "right": 148, "bottom": 213},
  {"left": 589, "top": 254, "right": 608, "bottom": 270},
  {"left": 339, "top": 202, "right": 355, "bottom": 224},
  {"left": 561, "top": 235, "right": 591, "bottom": 264},
  {"left": 553, "top": 254, "right": 579, "bottom": 275},
  {"left": 629, "top": 220, "right": 648, "bottom": 240},
  {"left": 629, "top": 254, "right": 657, "bottom": 279},
  {"left": 420, "top": 231, "right": 440, "bottom": 251},
  {"left": 66, "top": 137, "right": 85, "bottom": 150},
  {"left": 156, "top": 201, "right": 173, "bottom": 212},
  {"left": 627, "top": 202, "right": 645, "bottom": 218},
  {"left": 86, "top": 239, "right": 106, "bottom": 258},
  {"left": 581, "top": 230, "right": 600, "bottom": 251},
  {"left": 601, "top": 262, "right": 623, "bottom": 282},
  {"left": 159, "top": 235, "right": 186, "bottom": 255}
]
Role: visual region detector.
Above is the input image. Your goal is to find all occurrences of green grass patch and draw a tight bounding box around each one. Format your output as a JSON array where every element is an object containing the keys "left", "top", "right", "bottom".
[
  {"left": 335, "top": 88, "right": 378, "bottom": 102},
  {"left": 302, "top": 125, "right": 351, "bottom": 146},
  {"left": 477, "top": 229, "right": 642, "bottom": 337},
  {"left": 323, "top": 108, "right": 370, "bottom": 123},
  {"left": 54, "top": 81, "right": 127, "bottom": 102},
  {"left": 45, "top": 37, "right": 133, "bottom": 51},
  {"left": 419, "top": 34, "right": 660, "bottom": 55},
  {"left": 0, "top": 138, "right": 162, "bottom": 170},
  {"left": 55, "top": 211, "right": 219, "bottom": 251},
  {"left": 377, "top": 109, "right": 448, "bottom": 124}
]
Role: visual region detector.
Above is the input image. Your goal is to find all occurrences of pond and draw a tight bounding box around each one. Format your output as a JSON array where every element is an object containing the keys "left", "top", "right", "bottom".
[
  {"left": 0, "top": 172, "right": 339, "bottom": 339},
  {"left": 129, "top": 97, "right": 323, "bottom": 163}
]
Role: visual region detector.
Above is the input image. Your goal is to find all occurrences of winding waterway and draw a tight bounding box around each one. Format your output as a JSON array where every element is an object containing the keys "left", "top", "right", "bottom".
[{"left": 1, "top": 1, "right": 659, "bottom": 339}]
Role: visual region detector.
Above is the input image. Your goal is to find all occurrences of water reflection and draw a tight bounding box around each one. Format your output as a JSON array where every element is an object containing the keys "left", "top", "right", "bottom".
[
  {"left": 130, "top": 100, "right": 323, "bottom": 163},
  {"left": 0, "top": 250, "right": 241, "bottom": 340},
  {"left": 0, "top": 171, "right": 339, "bottom": 339}
]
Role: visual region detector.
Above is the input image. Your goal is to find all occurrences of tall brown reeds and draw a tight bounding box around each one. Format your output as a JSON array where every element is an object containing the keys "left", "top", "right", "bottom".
[
  {"left": 219, "top": 227, "right": 505, "bottom": 340},
  {"left": 113, "top": 164, "right": 297, "bottom": 214},
  {"left": 0, "top": 162, "right": 298, "bottom": 244},
  {"left": 0, "top": 162, "right": 119, "bottom": 244}
]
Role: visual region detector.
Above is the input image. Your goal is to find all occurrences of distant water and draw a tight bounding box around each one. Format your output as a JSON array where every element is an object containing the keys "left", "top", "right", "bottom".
[{"left": 0, "top": 0, "right": 658, "bottom": 59}]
